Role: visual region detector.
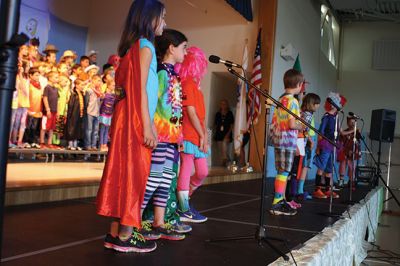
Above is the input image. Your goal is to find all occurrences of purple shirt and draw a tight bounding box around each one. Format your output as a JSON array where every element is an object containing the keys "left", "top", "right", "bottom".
[
  {"left": 43, "top": 85, "right": 58, "bottom": 113},
  {"left": 317, "top": 113, "right": 337, "bottom": 152}
]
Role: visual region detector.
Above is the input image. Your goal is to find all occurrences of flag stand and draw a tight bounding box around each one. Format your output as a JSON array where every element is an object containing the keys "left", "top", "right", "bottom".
[{"left": 206, "top": 67, "right": 337, "bottom": 262}]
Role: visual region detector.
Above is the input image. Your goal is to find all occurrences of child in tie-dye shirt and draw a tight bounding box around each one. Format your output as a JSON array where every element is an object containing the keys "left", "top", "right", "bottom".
[
  {"left": 140, "top": 29, "right": 189, "bottom": 241},
  {"left": 270, "top": 69, "right": 304, "bottom": 216}
]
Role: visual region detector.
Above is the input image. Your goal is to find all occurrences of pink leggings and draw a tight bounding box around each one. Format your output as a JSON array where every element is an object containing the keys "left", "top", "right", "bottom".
[{"left": 178, "top": 153, "right": 208, "bottom": 195}]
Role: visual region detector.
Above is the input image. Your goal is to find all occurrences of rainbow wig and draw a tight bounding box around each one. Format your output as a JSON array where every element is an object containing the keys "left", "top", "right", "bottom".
[{"left": 175, "top": 46, "right": 208, "bottom": 87}]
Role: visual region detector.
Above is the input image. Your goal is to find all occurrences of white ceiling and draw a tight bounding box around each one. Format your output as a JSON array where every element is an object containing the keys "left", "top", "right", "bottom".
[{"left": 328, "top": 0, "right": 400, "bottom": 22}]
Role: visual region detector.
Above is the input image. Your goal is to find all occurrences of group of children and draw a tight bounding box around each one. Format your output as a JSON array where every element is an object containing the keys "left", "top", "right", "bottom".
[
  {"left": 9, "top": 41, "right": 119, "bottom": 152},
  {"left": 270, "top": 69, "right": 361, "bottom": 216},
  {"left": 96, "top": 0, "right": 210, "bottom": 253}
]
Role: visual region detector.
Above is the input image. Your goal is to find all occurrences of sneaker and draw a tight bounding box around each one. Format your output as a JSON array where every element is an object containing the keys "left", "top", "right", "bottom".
[
  {"left": 167, "top": 221, "right": 192, "bottom": 234},
  {"left": 270, "top": 200, "right": 297, "bottom": 216},
  {"left": 324, "top": 190, "right": 339, "bottom": 199},
  {"left": 140, "top": 221, "right": 161, "bottom": 240},
  {"left": 313, "top": 188, "right": 328, "bottom": 199},
  {"left": 288, "top": 200, "right": 301, "bottom": 209},
  {"left": 189, "top": 205, "right": 208, "bottom": 223},
  {"left": 104, "top": 233, "right": 117, "bottom": 249},
  {"left": 76, "top": 147, "right": 83, "bottom": 151},
  {"left": 154, "top": 224, "right": 185, "bottom": 241},
  {"left": 9, "top": 142, "right": 17, "bottom": 149},
  {"left": 40, "top": 143, "right": 48, "bottom": 149},
  {"left": 112, "top": 230, "right": 157, "bottom": 253},
  {"left": 23, "top": 143, "right": 31, "bottom": 148},
  {"left": 303, "top": 191, "right": 313, "bottom": 200}
]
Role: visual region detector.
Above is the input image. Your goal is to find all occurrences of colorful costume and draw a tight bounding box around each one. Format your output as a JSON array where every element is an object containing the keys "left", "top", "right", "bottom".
[
  {"left": 97, "top": 40, "right": 156, "bottom": 228},
  {"left": 142, "top": 62, "right": 183, "bottom": 224}
]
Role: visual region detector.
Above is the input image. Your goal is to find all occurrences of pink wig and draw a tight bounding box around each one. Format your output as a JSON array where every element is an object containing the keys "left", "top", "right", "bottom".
[
  {"left": 107, "top": 54, "right": 120, "bottom": 70},
  {"left": 175, "top": 46, "right": 208, "bottom": 86}
]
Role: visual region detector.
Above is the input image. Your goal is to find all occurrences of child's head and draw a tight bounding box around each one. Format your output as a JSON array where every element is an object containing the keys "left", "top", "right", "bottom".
[
  {"left": 80, "top": 56, "right": 90, "bottom": 69},
  {"left": 58, "top": 63, "right": 69, "bottom": 75},
  {"left": 107, "top": 54, "right": 120, "bottom": 69},
  {"left": 45, "top": 51, "right": 57, "bottom": 65},
  {"left": 346, "top": 116, "right": 356, "bottom": 128},
  {"left": 175, "top": 46, "right": 208, "bottom": 86},
  {"left": 301, "top": 93, "right": 321, "bottom": 112},
  {"left": 59, "top": 74, "right": 71, "bottom": 88},
  {"left": 28, "top": 45, "right": 38, "bottom": 59},
  {"left": 92, "top": 74, "right": 103, "bottom": 87},
  {"left": 107, "top": 80, "right": 116, "bottom": 93},
  {"left": 74, "top": 79, "right": 86, "bottom": 92},
  {"left": 155, "top": 29, "right": 188, "bottom": 64},
  {"left": 283, "top": 69, "right": 304, "bottom": 94},
  {"left": 85, "top": 65, "right": 99, "bottom": 77},
  {"left": 47, "top": 71, "right": 59, "bottom": 84},
  {"left": 118, "top": 0, "right": 166, "bottom": 57},
  {"left": 71, "top": 64, "right": 82, "bottom": 76},
  {"left": 324, "top": 92, "right": 347, "bottom": 113},
  {"left": 19, "top": 45, "right": 29, "bottom": 59},
  {"left": 28, "top": 67, "right": 40, "bottom": 82},
  {"left": 102, "top": 67, "right": 115, "bottom": 83}
]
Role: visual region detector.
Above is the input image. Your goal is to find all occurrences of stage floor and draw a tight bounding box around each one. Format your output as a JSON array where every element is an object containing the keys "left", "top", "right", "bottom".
[{"left": 1, "top": 179, "right": 381, "bottom": 265}]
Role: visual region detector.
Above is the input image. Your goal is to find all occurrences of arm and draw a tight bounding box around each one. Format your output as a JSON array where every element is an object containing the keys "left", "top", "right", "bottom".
[
  {"left": 139, "top": 47, "right": 157, "bottom": 149},
  {"left": 187, "top": 106, "right": 208, "bottom": 153},
  {"left": 288, "top": 117, "right": 303, "bottom": 130},
  {"left": 340, "top": 128, "right": 354, "bottom": 136},
  {"left": 43, "top": 96, "right": 51, "bottom": 118}
]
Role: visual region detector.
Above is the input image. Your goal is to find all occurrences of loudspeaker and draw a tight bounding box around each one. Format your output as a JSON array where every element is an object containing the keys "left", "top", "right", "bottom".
[{"left": 370, "top": 109, "right": 396, "bottom": 143}]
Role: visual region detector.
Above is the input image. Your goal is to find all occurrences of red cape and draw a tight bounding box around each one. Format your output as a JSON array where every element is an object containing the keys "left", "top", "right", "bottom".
[{"left": 96, "top": 41, "right": 151, "bottom": 228}]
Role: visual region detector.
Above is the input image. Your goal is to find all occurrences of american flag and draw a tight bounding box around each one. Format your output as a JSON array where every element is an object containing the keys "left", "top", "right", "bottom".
[{"left": 247, "top": 29, "right": 262, "bottom": 127}]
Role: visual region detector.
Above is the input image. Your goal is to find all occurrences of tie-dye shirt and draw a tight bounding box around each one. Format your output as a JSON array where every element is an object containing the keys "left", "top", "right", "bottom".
[
  {"left": 154, "top": 63, "right": 183, "bottom": 144},
  {"left": 271, "top": 93, "right": 300, "bottom": 150}
]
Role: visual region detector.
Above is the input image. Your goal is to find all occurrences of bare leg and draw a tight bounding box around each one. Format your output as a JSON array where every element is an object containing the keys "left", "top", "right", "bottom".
[
  {"left": 47, "top": 130, "right": 53, "bottom": 145},
  {"left": 110, "top": 220, "right": 119, "bottom": 237},
  {"left": 153, "top": 206, "right": 165, "bottom": 227},
  {"left": 118, "top": 225, "right": 133, "bottom": 240}
]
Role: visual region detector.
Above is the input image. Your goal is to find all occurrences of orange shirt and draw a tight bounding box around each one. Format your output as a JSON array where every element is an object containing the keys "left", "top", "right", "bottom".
[
  {"left": 28, "top": 82, "right": 43, "bottom": 118},
  {"left": 182, "top": 79, "right": 206, "bottom": 147}
]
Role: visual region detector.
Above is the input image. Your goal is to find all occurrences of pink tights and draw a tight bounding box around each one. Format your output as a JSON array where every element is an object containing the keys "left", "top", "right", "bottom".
[{"left": 178, "top": 153, "right": 208, "bottom": 195}]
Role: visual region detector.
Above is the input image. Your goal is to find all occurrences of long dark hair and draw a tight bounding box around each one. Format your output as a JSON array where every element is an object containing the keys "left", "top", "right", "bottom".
[
  {"left": 155, "top": 29, "right": 187, "bottom": 62},
  {"left": 117, "top": 0, "right": 165, "bottom": 57}
]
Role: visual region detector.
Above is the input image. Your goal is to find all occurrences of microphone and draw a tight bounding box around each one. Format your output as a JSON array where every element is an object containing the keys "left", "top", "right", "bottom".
[
  {"left": 327, "top": 97, "right": 343, "bottom": 112},
  {"left": 348, "top": 112, "right": 363, "bottom": 120},
  {"left": 209, "top": 55, "right": 242, "bottom": 68}
]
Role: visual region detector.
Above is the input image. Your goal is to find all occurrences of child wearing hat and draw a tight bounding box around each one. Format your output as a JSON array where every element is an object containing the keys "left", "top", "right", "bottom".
[{"left": 313, "top": 92, "right": 347, "bottom": 199}]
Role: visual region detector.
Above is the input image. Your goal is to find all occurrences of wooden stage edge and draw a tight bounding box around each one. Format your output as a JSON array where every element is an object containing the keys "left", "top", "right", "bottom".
[{"left": 5, "top": 163, "right": 261, "bottom": 206}]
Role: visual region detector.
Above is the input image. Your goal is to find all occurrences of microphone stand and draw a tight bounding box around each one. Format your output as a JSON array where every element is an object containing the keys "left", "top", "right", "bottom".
[
  {"left": 342, "top": 119, "right": 358, "bottom": 205},
  {"left": 207, "top": 66, "right": 338, "bottom": 261}
]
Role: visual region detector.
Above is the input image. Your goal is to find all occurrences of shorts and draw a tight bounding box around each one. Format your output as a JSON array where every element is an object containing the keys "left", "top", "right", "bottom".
[
  {"left": 274, "top": 148, "right": 295, "bottom": 172},
  {"left": 303, "top": 146, "right": 314, "bottom": 168},
  {"left": 314, "top": 149, "right": 333, "bottom": 174},
  {"left": 43, "top": 112, "right": 57, "bottom": 131}
]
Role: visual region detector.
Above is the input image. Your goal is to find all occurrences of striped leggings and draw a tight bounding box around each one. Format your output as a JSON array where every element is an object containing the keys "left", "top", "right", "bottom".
[{"left": 141, "top": 143, "right": 178, "bottom": 209}]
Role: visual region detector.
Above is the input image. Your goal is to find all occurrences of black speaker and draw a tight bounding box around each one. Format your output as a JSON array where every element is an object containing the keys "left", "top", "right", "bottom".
[{"left": 370, "top": 109, "right": 396, "bottom": 143}]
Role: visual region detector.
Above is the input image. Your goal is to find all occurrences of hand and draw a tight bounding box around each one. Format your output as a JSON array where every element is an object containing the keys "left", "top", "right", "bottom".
[
  {"left": 199, "top": 137, "right": 205, "bottom": 153},
  {"left": 203, "top": 133, "right": 209, "bottom": 153},
  {"left": 143, "top": 127, "right": 157, "bottom": 149}
]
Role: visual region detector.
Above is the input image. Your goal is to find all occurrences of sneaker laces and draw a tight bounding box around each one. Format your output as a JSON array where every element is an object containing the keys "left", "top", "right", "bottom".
[
  {"left": 163, "top": 223, "right": 173, "bottom": 231},
  {"left": 141, "top": 221, "right": 153, "bottom": 231},
  {"left": 132, "top": 229, "right": 146, "bottom": 242}
]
